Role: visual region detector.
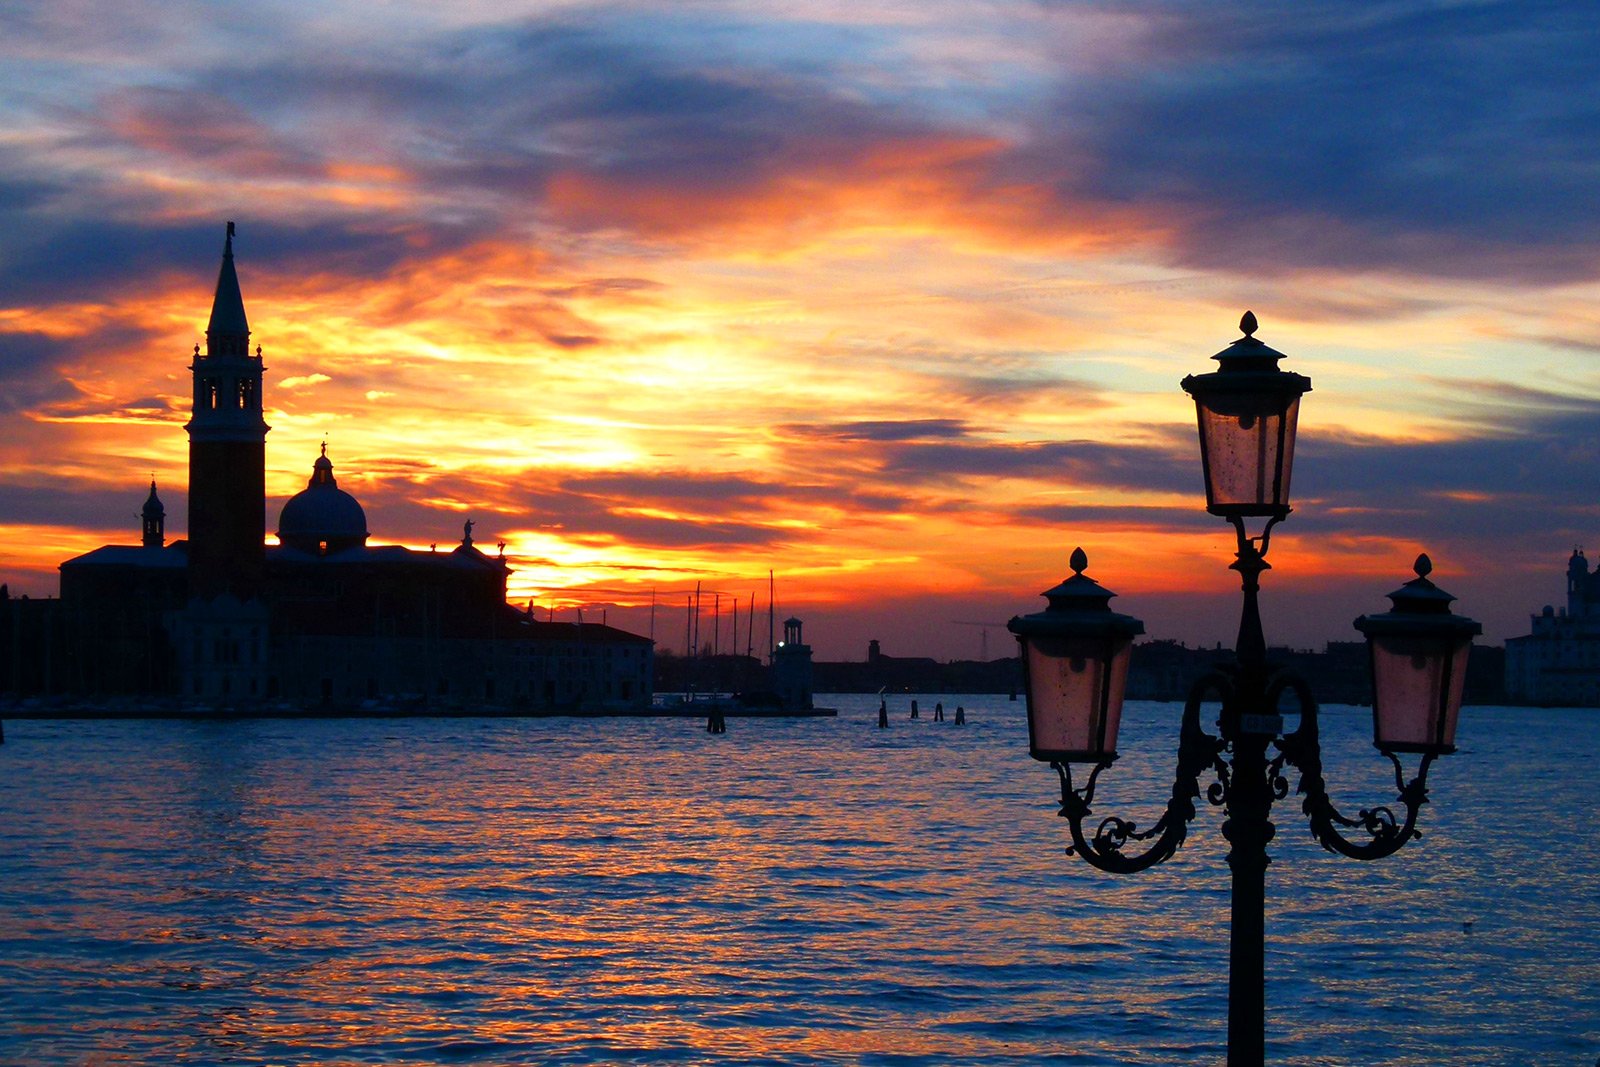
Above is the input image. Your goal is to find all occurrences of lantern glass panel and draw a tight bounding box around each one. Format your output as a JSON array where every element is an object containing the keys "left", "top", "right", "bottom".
[
  {"left": 1370, "top": 635, "right": 1471, "bottom": 751},
  {"left": 1196, "top": 393, "right": 1301, "bottom": 514},
  {"left": 1024, "top": 635, "right": 1132, "bottom": 760}
]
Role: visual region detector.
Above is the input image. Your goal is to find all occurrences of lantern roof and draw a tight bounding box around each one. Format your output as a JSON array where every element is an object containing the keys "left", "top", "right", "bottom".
[
  {"left": 1008, "top": 548, "right": 1145, "bottom": 640},
  {"left": 1210, "top": 310, "right": 1290, "bottom": 371},
  {"left": 1182, "top": 311, "right": 1312, "bottom": 396},
  {"left": 1355, "top": 554, "right": 1482, "bottom": 638}
]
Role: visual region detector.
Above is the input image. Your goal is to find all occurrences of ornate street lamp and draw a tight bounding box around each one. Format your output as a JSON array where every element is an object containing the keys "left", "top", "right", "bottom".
[
  {"left": 1008, "top": 547, "right": 1145, "bottom": 763},
  {"left": 1356, "top": 554, "right": 1481, "bottom": 756},
  {"left": 1017, "top": 313, "right": 1478, "bottom": 1066},
  {"left": 1181, "top": 310, "right": 1311, "bottom": 520}
]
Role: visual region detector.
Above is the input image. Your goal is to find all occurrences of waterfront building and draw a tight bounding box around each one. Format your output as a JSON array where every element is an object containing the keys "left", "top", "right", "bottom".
[
  {"left": 771, "top": 617, "right": 815, "bottom": 710},
  {"left": 4, "top": 224, "right": 652, "bottom": 711},
  {"left": 1504, "top": 548, "right": 1600, "bottom": 706}
]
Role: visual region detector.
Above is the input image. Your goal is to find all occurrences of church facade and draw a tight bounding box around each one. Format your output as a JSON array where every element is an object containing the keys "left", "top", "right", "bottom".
[
  {"left": 1504, "top": 548, "right": 1600, "bottom": 706},
  {"left": 3, "top": 225, "right": 652, "bottom": 711}
]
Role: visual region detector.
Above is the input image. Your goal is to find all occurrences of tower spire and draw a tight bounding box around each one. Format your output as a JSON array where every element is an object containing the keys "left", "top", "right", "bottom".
[
  {"left": 206, "top": 220, "right": 250, "bottom": 355},
  {"left": 186, "top": 222, "right": 269, "bottom": 601}
]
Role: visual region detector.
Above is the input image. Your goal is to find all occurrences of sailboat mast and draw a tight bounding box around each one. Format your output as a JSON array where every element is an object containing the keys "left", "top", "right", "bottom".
[{"left": 767, "top": 570, "right": 775, "bottom": 666}]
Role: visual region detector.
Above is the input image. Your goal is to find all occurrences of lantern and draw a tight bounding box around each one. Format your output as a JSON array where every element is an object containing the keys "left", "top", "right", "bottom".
[
  {"left": 1009, "top": 548, "right": 1145, "bottom": 762},
  {"left": 1180, "top": 311, "right": 1312, "bottom": 518},
  {"left": 1354, "top": 554, "right": 1481, "bottom": 754}
]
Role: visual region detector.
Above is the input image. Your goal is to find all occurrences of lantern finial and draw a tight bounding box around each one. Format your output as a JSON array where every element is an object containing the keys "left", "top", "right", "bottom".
[
  {"left": 1413, "top": 553, "right": 1432, "bottom": 578},
  {"left": 1240, "top": 310, "right": 1258, "bottom": 337},
  {"left": 1070, "top": 546, "right": 1088, "bottom": 575}
]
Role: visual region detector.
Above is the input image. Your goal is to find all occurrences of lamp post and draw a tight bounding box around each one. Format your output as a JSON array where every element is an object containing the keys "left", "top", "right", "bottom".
[{"left": 1009, "top": 313, "right": 1480, "bottom": 1066}]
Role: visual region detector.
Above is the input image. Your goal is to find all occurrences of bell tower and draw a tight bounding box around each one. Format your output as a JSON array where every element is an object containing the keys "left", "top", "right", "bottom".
[
  {"left": 141, "top": 479, "right": 165, "bottom": 548},
  {"left": 185, "top": 222, "right": 269, "bottom": 600},
  {"left": 1567, "top": 548, "right": 1589, "bottom": 617}
]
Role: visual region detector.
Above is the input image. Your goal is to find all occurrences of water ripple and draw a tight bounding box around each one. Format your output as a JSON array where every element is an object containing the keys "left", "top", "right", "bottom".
[{"left": 0, "top": 700, "right": 1596, "bottom": 1064}]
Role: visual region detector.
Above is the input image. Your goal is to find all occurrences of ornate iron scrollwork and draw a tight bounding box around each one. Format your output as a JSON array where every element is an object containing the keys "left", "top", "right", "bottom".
[
  {"left": 1054, "top": 673, "right": 1229, "bottom": 873},
  {"left": 1053, "top": 665, "right": 1439, "bottom": 870},
  {"left": 1272, "top": 673, "right": 1435, "bottom": 861}
]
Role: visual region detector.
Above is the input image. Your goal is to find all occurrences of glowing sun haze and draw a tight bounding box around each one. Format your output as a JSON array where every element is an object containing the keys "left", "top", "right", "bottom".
[{"left": 3, "top": 1, "right": 1598, "bottom": 660}]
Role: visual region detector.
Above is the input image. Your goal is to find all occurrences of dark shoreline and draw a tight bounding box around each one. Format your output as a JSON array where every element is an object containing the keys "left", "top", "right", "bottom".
[
  {"left": 0, "top": 703, "right": 838, "bottom": 721},
  {"left": 5, "top": 693, "right": 1585, "bottom": 719}
]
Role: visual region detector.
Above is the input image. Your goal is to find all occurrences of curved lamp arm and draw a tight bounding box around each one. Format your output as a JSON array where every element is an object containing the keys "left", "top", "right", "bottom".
[
  {"left": 1273, "top": 673, "right": 1435, "bottom": 861},
  {"left": 1056, "top": 674, "right": 1229, "bottom": 874}
]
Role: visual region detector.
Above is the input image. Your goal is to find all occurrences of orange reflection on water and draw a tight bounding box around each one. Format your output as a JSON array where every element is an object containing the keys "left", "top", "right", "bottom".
[{"left": 5, "top": 703, "right": 1598, "bottom": 1063}]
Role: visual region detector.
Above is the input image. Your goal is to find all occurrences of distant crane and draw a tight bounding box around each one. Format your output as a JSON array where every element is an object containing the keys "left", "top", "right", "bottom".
[{"left": 952, "top": 620, "right": 1009, "bottom": 662}]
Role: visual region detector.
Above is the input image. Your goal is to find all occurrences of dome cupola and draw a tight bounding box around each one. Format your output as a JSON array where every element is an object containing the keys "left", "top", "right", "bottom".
[{"left": 277, "top": 444, "right": 369, "bottom": 554}]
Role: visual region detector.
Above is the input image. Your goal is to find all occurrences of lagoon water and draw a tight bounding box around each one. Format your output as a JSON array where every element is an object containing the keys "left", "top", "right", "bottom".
[{"left": 1, "top": 697, "right": 1596, "bottom": 1065}]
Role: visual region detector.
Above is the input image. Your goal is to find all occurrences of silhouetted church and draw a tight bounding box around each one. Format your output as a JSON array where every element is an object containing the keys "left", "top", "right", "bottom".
[
  {"left": 1505, "top": 547, "right": 1600, "bottom": 706},
  {"left": 2, "top": 225, "right": 652, "bottom": 710}
]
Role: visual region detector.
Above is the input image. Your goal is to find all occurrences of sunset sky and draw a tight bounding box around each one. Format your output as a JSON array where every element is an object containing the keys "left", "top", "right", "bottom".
[{"left": 2, "top": 1, "right": 1598, "bottom": 661}]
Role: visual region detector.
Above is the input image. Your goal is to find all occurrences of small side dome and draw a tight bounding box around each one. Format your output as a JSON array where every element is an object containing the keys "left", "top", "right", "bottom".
[{"left": 277, "top": 445, "right": 368, "bottom": 554}]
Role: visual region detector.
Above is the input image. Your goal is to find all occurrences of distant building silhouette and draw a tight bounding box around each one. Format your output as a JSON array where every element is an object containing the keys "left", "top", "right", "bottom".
[
  {"left": 3, "top": 224, "right": 651, "bottom": 711},
  {"left": 772, "top": 617, "right": 814, "bottom": 710},
  {"left": 799, "top": 634, "right": 1502, "bottom": 703},
  {"left": 1505, "top": 548, "right": 1600, "bottom": 705},
  {"left": 809, "top": 639, "right": 1014, "bottom": 694}
]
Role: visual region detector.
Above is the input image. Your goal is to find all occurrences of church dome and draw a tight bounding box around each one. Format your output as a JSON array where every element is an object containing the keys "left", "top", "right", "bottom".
[{"left": 277, "top": 446, "right": 368, "bottom": 553}]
